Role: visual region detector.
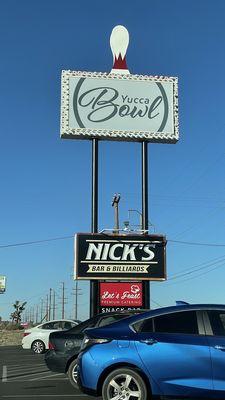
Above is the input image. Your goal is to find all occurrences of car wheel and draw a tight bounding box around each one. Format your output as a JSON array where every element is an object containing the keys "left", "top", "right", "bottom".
[
  {"left": 102, "top": 368, "right": 147, "bottom": 400},
  {"left": 31, "top": 340, "right": 46, "bottom": 354},
  {"left": 67, "top": 359, "right": 78, "bottom": 388}
]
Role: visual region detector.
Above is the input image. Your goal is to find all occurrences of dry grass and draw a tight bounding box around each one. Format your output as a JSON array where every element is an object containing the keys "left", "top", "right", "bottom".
[{"left": 0, "top": 330, "right": 23, "bottom": 346}]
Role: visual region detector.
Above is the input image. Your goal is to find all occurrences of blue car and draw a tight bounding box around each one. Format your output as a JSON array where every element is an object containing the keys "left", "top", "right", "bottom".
[{"left": 77, "top": 304, "right": 225, "bottom": 399}]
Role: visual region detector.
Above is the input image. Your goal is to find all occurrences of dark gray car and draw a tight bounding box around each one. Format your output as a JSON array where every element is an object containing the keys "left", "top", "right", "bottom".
[{"left": 45, "top": 310, "right": 147, "bottom": 388}]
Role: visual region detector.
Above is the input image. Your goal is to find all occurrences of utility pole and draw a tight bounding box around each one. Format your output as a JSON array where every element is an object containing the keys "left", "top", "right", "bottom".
[
  {"left": 61, "top": 282, "right": 65, "bottom": 319},
  {"left": 52, "top": 290, "right": 56, "bottom": 319},
  {"left": 72, "top": 281, "right": 82, "bottom": 320},
  {"left": 46, "top": 294, "right": 49, "bottom": 321},
  {"left": 35, "top": 305, "right": 39, "bottom": 324},
  {"left": 112, "top": 193, "right": 121, "bottom": 232},
  {"left": 31, "top": 307, "right": 34, "bottom": 323},
  {"left": 49, "top": 288, "right": 52, "bottom": 320},
  {"left": 40, "top": 299, "right": 44, "bottom": 322}
]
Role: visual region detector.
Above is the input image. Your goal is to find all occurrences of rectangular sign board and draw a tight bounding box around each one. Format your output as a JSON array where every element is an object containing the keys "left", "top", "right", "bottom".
[
  {"left": 0, "top": 276, "right": 6, "bottom": 293},
  {"left": 74, "top": 233, "right": 166, "bottom": 280},
  {"left": 100, "top": 282, "right": 143, "bottom": 307},
  {"left": 61, "top": 71, "right": 178, "bottom": 143}
]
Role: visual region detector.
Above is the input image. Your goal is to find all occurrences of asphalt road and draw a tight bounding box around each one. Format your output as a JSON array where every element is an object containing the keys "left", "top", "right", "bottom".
[{"left": 0, "top": 346, "right": 100, "bottom": 400}]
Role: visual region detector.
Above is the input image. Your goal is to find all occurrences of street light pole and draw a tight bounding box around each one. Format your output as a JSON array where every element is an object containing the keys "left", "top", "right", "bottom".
[
  {"left": 128, "top": 209, "right": 142, "bottom": 229},
  {"left": 112, "top": 194, "right": 121, "bottom": 232},
  {"left": 53, "top": 290, "right": 56, "bottom": 320}
]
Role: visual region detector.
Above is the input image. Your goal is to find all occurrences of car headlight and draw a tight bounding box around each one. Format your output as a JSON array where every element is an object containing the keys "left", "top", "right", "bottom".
[{"left": 80, "top": 335, "right": 111, "bottom": 351}]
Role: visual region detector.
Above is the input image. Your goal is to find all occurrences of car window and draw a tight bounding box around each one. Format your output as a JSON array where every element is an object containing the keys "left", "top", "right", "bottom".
[
  {"left": 207, "top": 311, "right": 225, "bottom": 336},
  {"left": 154, "top": 311, "right": 198, "bottom": 334},
  {"left": 98, "top": 314, "right": 129, "bottom": 327},
  {"left": 62, "top": 321, "right": 73, "bottom": 330},
  {"left": 68, "top": 317, "right": 97, "bottom": 333},
  {"left": 135, "top": 318, "right": 153, "bottom": 333},
  {"left": 41, "top": 322, "right": 56, "bottom": 330},
  {"left": 52, "top": 321, "right": 63, "bottom": 329},
  {"left": 134, "top": 311, "right": 198, "bottom": 334}
]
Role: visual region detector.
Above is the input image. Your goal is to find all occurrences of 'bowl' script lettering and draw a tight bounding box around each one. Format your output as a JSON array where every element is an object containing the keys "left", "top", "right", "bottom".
[{"left": 77, "top": 87, "right": 163, "bottom": 123}]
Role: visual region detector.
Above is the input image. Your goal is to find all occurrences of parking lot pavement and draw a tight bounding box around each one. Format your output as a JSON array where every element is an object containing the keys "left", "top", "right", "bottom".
[{"left": 0, "top": 346, "right": 100, "bottom": 400}]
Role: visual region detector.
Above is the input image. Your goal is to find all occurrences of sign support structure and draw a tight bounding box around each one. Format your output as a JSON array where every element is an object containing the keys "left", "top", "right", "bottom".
[
  {"left": 89, "top": 141, "right": 151, "bottom": 315},
  {"left": 90, "top": 138, "right": 99, "bottom": 317},
  {"left": 142, "top": 142, "right": 150, "bottom": 308},
  {"left": 61, "top": 25, "right": 179, "bottom": 317},
  {"left": 89, "top": 27, "right": 151, "bottom": 315}
]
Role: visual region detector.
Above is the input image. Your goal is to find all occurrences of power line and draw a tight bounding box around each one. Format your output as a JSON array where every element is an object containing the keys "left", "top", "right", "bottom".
[
  {"left": 165, "top": 261, "right": 225, "bottom": 286},
  {"left": 171, "top": 206, "right": 224, "bottom": 240},
  {"left": 168, "top": 239, "right": 225, "bottom": 247},
  {"left": 151, "top": 298, "right": 164, "bottom": 308},
  {"left": 168, "top": 256, "right": 225, "bottom": 281},
  {"left": 179, "top": 150, "right": 225, "bottom": 198},
  {"left": 154, "top": 255, "right": 225, "bottom": 287},
  {"left": 1, "top": 234, "right": 225, "bottom": 250},
  {"left": 169, "top": 254, "right": 225, "bottom": 279},
  {"left": 0, "top": 235, "right": 74, "bottom": 248}
]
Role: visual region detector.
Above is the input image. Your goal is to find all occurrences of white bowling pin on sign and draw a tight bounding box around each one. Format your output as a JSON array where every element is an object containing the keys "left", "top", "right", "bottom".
[{"left": 110, "top": 25, "right": 130, "bottom": 75}]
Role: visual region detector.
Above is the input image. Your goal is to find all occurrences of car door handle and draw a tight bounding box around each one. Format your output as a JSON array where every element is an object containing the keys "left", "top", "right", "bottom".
[
  {"left": 139, "top": 338, "right": 158, "bottom": 345},
  {"left": 214, "top": 345, "right": 225, "bottom": 351}
]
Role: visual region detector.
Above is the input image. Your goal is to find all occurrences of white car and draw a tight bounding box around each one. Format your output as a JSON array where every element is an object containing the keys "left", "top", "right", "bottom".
[{"left": 22, "top": 319, "right": 79, "bottom": 354}]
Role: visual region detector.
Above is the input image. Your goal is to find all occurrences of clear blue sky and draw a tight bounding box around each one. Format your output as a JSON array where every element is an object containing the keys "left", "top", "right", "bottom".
[{"left": 0, "top": 0, "right": 225, "bottom": 321}]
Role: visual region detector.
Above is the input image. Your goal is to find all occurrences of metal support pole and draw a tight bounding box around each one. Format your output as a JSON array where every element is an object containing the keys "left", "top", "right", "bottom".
[
  {"left": 61, "top": 282, "right": 65, "bottom": 319},
  {"left": 112, "top": 194, "right": 121, "bottom": 232},
  {"left": 114, "top": 202, "right": 119, "bottom": 230},
  {"left": 53, "top": 290, "right": 56, "bottom": 320},
  {"left": 46, "top": 295, "right": 49, "bottom": 321},
  {"left": 75, "top": 280, "right": 78, "bottom": 320},
  {"left": 40, "top": 299, "right": 44, "bottom": 322},
  {"left": 142, "top": 142, "right": 150, "bottom": 309},
  {"left": 36, "top": 305, "right": 39, "bottom": 324},
  {"left": 49, "top": 288, "right": 52, "bottom": 320},
  {"left": 90, "top": 139, "right": 99, "bottom": 317},
  {"left": 92, "top": 139, "right": 98, "bottom": 233}
]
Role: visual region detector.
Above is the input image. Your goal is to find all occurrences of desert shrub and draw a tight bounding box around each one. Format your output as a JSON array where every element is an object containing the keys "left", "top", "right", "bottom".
[
  {"left": 0, "top": 322, "right": 24, "bottom": 330},
  {"left": 0, "top": 321, "right": 8, "bottom": 330}
]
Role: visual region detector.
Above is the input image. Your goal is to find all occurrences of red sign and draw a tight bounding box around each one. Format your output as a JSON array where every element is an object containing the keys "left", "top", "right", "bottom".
[{"left": 100, "top": 282, "right": 143, "bottom": 307}]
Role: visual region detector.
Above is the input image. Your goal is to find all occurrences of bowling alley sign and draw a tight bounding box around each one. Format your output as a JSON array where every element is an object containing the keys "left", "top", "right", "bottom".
[
  {"left": 61, "top": 26, "right": 179, "bottom": 143},
  {"left": 61, "top": 72, "right": 178, "bottom": 143}
]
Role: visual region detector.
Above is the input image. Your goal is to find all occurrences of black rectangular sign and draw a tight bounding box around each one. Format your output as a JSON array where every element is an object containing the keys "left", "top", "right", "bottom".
[{"left": 74, "top": 233, "right": 166, "bottom": 280}]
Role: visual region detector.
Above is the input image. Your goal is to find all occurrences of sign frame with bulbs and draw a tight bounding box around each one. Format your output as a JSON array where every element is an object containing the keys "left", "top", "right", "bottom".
[{"left": 61, "top": 71, "right": 178, "bottom": 143}]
